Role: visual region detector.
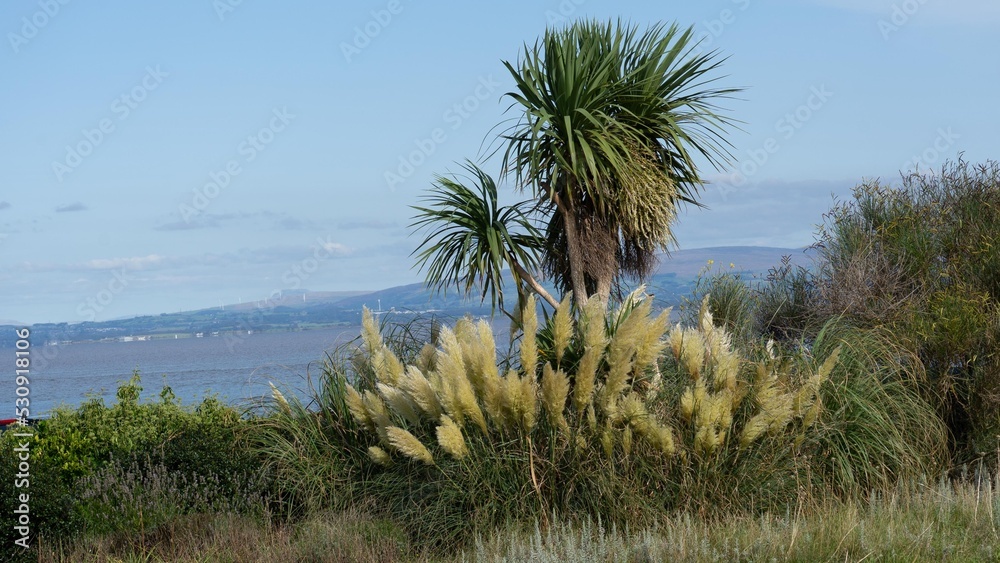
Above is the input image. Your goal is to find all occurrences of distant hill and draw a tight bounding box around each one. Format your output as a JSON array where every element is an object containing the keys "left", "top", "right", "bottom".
[
  {"left": 0, "top": 246, "right": 811, "bottom": 347},
  {"left": 655, "top": 246, "right": 814, "bottom": 278}
]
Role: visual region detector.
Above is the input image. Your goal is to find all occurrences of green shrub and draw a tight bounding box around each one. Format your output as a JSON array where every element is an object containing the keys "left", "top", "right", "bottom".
[
  {"left": 258, "top": 291, "right": 845, "bottom": 547},
  {"left": 0, "top": 372, "right": 267, "bottom": 557},
  {"left": 805, "top": 321, "right": 948, "bottom": 494},
  {"left": 75, "top": 457, "right": 268, "bottom": 538},
  {"left": 810, "top": 160, "right": 1000, "bottom": 461}
]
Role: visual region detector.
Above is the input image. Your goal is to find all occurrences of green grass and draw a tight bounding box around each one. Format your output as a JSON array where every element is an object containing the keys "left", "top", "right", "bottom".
[
  {"left": 38, "top": 476, "right": 1000, "bottom": 562},
  {"left": 470, "top": 477, "right": 1000, "bottom": 561}
]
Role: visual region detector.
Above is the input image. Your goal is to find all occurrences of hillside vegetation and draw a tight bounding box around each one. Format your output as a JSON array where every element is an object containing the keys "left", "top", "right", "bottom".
[{"left": 3, "top": 10, "right": 998, "bottom": 559}]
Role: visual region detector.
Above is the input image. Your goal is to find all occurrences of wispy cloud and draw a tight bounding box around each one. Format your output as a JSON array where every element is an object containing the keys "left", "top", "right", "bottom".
[
  {"left": 274, "top": 216, "right": 315, "bottom": 230},
  {"left": 673, "top": 178, "right": 856, "bottom": 249},
  {"left": 85, "top": 254, "right": 166, "bottom": 270},
  {"left": 155, "top": 217, "right": 221, "bottom": 231},
  {"left": 55, "top": 202, "right": 88, "bottom": 213},
  {"left": 0, "top": 201, "right": 10, "bottom": 211},
  {"left": 19, "top": 241, "right": 353, "bottom": 274},
  {"left": 154, "top": 211, "right": 324, "bottom": 232},
  {"left": 339, "top": 219, "right": 398, "bottom": 230}
]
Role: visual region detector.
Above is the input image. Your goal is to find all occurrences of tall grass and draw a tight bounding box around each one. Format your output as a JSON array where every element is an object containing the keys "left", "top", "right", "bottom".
[
  {"left": 468, "top": 476, "right": 1000, "bottom": 562},
  {"left": 806, "top": 321, "right": 948, "bottom": 494},
  {"left": 811, "top": 160, "right": 1000, "bottom": 460},
  {"left": 45, "top": 476, "right": 1000, "bottom": 561},
  {"left": 253, "top": 291, "right": 875, "bottom": 548}
]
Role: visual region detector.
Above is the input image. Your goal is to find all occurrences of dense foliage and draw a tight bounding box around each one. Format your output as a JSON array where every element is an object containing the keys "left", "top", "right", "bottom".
[
  {"left": 0, "top": 374, "right": 267, "bottom": 561},
  {"left": 697, "top": 160, "right": 1000, "bottom": 464}
]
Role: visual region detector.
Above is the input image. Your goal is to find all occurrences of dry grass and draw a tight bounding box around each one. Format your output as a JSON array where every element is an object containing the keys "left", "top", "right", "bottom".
[
  {"left": 40, "top": 476, "right": 1000, "bottom": 562},
  {"left": 38, "top": 509, "right": 422, "bottom": 563},
  {"left": 467, "top": 476, "right": 1000, "bottom": 562}
]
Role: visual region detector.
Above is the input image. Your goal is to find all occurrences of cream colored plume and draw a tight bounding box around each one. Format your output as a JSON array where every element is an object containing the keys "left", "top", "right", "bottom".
[
  {"left": 541, "top": 362, "right": 570, "bottom": 432},
  {"left": 399, "top": 365, "right": 443, "bottom": 420},
  {"left": 368, "top": 446, "right": 393, "bottom": 466},
  {"left": 386, "top": 426, "right": 434, "bottom": 465},
  {"left": 552, "top": 293, "right": 574, "bottom": 366},
  {"left": 436, "top": 414, "right": 469, "bottom": 459}
]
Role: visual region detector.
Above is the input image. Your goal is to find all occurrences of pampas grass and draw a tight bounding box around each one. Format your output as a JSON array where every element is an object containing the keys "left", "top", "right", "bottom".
[{"left": 253, "top": 296, "right": 949, "bottom": 549}]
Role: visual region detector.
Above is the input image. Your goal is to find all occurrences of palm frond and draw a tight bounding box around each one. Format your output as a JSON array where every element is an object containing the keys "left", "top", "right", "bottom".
[{"left": 410, "top": 161, "right": 545, "bottom": 315}]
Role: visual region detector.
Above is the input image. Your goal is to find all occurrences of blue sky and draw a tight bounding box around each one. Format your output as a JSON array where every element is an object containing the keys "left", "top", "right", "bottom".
[{"left": 2, "top": 0, "right": 997, "bottom": 324}]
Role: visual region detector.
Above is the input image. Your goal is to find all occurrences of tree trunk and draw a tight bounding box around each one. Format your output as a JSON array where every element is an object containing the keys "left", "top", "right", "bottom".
[
  {"left": 511, "top": 260, "right": 560, "bottom": 309},
  {"left": 594, "top": 271, "right": 613, "bottom": 309},
  {"left": 555, "top": 192, "right": 589, "bottom": 309}
]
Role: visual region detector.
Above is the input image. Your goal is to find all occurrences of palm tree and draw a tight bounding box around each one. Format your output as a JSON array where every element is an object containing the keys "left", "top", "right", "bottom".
[
  {"left": 410, "top": 161, "right": 559, "bottom": 319},
  {"left": 502, "top": 19, "right": 740, "bottom": 307}
]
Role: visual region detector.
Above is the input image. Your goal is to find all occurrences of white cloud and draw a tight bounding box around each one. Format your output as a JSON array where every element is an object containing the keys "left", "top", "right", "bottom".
[
  {"left": 85, "top": 254, "right": 166, "bottom": 270},
  {"left": 672, "top": 178, "right": 856, "bottom": 249}
]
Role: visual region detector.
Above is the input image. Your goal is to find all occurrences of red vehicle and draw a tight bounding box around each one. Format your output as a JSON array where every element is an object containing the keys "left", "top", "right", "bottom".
[{"left": 0, "top": 418, "right": 38, "bottom": 430}]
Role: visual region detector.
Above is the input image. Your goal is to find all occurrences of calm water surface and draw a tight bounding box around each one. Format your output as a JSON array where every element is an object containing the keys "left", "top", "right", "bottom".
[{"left": 1, "top": 327, "right": 363, "bottom": 418}]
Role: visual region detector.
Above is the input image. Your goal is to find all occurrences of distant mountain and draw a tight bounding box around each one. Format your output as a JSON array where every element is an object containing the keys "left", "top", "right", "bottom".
[
  {"left": 655, "top": 246, "right": 814, "bottom": 278},
  {"left": 0, "top": 246, "right": 810, "bottom": 347}
]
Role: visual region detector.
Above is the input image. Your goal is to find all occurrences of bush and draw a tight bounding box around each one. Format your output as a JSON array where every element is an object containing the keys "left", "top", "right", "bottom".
[
  {"left": 810, "top": 160, "right": 1000, "bottom": 461},
  {"left": 0, "top": 373, "right": 267, "bottom": 559},
  {"left": 257, "top": 291, "right": 848, "bottom": 547},
  {"left": 805, "top": 321, "right": 948, "bottom": 494}
]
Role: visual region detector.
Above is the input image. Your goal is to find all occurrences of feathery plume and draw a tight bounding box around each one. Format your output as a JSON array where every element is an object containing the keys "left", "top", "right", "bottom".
[
  {"left": 817, "top": 346, "right": 841, "bottom": 383},
  {"left": 363, "top": 390, "right": 392, "bottom": 443},
  {"left": 433, "top": 327, "right": 466, "bottom": 423},
  {"left": 680, "top": 328, "right": 706, "bottom": 379},
  {"left": 552, "top": 293, "right": 574, "bottom": 366},
  {"left": 669, "top": 324, "right": 684, "bottom": 361},
  {"left": 680, "top": 387, "right": 695, "bottom": 421},
  {"left": 386, "top": 426, "right": 434, "bottom": 465},
  {"left": 518, "top": 373, "right": 538, "bottom": 433},
  {"left": 541, "top": 363, "right": 570, "bottom": 431},
  {"left": 399, "top": 365, "right": 443, "bottom": 420},
  {"left": 622, "top": 425, "right": 633, "bottom": 456},
  {"left": 415, "top": 342, "right": 437, "bottom": 374},
  {"left": 436, "top": 414, "right": 469, "bottom": 459},
  {"left": 473, "top": 320, "right": 502, "bottom": 421},
  {"left": 368, "top": 446, "right": 393, "bottom": 466},
  {"left": 344, "top": 383, "right": 371, "bottom": 429},
  {"left": 378, "top": 382, "right": 422, "bottom": 427},
  {"left": 574, "top": 346, "right": 601, "bottom": 414},
  {"left": 739, "top": 416, "right": 768, "bottom": 448},
  {"left": 573, "top": 297, "right": 607, "bottom": 413},
  {"left": 361, "top": 307, "right": 403, "bottom": 385},
  {"left": 439, "top": 326, "right": 488, "bottom": 432},
  {"left": 633, "top": 308, "right": 670, "bottom": 371},
  {"left": 600, "top": 425, "right": 614, "bottom": 458},
  {"left": 269, "top": 382, "right": 290, "bottom": 415}
]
